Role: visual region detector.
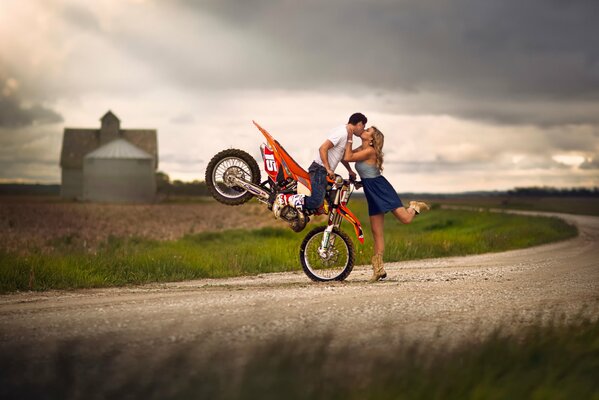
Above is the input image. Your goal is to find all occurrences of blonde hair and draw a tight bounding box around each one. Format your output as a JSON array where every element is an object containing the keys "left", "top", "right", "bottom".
[{"left": 371, "top": 126, "right": 384, "bottom": 172}]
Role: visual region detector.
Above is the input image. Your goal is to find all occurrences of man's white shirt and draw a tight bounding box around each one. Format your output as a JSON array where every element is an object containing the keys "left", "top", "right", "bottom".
[{"left": 314, "top": 124, "right": 348, "bottom": 171}]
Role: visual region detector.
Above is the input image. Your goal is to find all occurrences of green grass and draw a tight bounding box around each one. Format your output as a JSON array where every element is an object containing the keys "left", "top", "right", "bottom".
[
  {"left": 0, "top": 202, "right": 578, "bottom": 292},
  {"left": 430, "top": 195, "right": 599, "bottom": 216},
  {"left": 381, "top": 207, "right": 576, "bottom": 261},
  {"left": 1, "top": 315, "right": 598, "bottom": 399}
]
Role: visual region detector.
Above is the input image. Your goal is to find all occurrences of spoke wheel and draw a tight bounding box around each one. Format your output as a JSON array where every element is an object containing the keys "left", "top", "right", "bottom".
[
  {"left": 300, "top": 226, "right": 354, "bottom": 282},
  {"left": 205, "top": 149, "right": 261, "bottom": 205}
]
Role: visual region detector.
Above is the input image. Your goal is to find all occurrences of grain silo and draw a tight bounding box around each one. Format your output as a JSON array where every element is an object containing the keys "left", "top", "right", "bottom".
[
  {"left": 60, "top": 111, "right": 158, "bottom": 200},
  {"left": 82, "top": 138, "right": 156, "bottom": 203}
]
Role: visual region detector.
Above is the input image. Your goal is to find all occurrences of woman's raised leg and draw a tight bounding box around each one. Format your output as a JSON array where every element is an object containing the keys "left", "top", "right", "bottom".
[{"left": 391, "top": 207, "right": 416, "bottom": 224}]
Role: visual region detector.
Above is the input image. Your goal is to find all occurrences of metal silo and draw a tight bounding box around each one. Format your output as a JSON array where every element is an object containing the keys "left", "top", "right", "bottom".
[{"left": 83, "top": 139, "right": 156, "bottom": 203}]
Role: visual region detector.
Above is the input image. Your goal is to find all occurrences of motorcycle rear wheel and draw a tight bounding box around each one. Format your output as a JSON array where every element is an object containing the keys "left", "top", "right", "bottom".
[
  {"left": 205, "top": 149, "right": 261, "bottom": 205},
  {"left": 300, "top": 226, "right": 354, "bottom": 282}
]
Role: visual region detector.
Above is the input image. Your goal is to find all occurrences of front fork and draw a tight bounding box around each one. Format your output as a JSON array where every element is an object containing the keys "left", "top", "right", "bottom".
[
  {"left": 317, "top": 183, "right": 364, "bottom": 257},
  {"left": 318, "top": 212, "right": 342, "bottom": 258}
]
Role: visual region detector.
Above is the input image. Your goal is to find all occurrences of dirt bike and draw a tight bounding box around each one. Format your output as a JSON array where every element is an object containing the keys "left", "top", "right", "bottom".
[{"left": 205, "top": 121, "right": 364, "bottom": 282}]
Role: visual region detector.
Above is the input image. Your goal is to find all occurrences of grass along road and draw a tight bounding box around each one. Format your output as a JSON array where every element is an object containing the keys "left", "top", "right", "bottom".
[{"left": 0, "top": 201, "right": 578, "bottom": 292}]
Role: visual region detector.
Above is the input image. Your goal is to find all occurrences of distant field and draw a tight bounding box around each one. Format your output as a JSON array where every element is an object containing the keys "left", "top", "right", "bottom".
[
  {"left": 424, "top": 195, "right": 599, "bottom": 216},
  {"left": 0, "top": 195, "right": 283, "bottom": 254},
  {"left": 0, "top": 197, "right": 577, "bottom": 292}
]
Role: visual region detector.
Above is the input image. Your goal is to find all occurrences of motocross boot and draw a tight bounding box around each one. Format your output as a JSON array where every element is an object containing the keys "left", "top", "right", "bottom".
[
  {"left": 408, "top": 201, "right": 431, "bottom": 215},
  {"left": 273, "top": 193, "right": 305, "bottom": 219},
  {"left": 369, "top": 253, "right": 387, "bottom": 283}
]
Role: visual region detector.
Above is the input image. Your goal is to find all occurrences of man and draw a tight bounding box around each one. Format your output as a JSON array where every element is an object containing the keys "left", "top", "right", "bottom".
[{"left": 273, "top": 112, "right": 367, "bottom": 217}]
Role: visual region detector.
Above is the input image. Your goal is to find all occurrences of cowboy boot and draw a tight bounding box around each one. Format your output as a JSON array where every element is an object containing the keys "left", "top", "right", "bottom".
[
  {"left": 369, "top": 253, "right": 387, "bottom": 282},
  {"left": 408, "top": 201, "right": 431, "bottom": 215}
]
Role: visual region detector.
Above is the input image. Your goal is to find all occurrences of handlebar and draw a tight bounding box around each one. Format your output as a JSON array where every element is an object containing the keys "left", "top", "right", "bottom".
[{"left": 326, "top": 174, "right": 363, "bottom": 189}]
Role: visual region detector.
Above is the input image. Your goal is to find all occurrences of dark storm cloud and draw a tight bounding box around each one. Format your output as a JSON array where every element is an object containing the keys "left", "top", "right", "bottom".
[
  {"left": 580, "top": 157, "right": 599, "bottom": 170},
  {"left": 0, "top": 95, "right": 63, "bottom": 129},
  {"left": 11, "top": 0, "right": 595, "bottom": 126},
  {"left": 163, "top": 0, "right": 599, "bottom": 126},
  {"left": 0, "top": 62, "right": 63, "bottom": 128},
  {"left": 0, "top": 125, "right": 62, "bottom": 182},
  {"left": 183, "top": 0, "right": 599, "bottom": 95}
]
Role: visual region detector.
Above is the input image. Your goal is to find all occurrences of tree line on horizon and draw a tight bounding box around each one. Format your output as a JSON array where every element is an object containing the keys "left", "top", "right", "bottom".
[
  {"left": 507, "top": 186, "right": 599, "bottom": 197},
  {"left": 155, "top": 171, "right": 210, "bottom": 197},
  {"left": 0, "top": 173, "right": 597, "bottom": 197}
]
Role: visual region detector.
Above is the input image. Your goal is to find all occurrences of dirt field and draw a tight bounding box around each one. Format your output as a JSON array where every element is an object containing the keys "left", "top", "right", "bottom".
[{"left": 0, "top": 196, "right": 282, "bottom": 254}]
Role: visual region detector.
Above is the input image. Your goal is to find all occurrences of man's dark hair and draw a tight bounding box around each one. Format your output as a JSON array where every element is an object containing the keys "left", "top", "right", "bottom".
[{"left": 348, "top": 112, "right": 367, "bottom": 126}]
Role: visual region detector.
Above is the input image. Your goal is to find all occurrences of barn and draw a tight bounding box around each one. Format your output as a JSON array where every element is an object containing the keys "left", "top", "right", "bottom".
[{"left": 60, "top": 111, "right": 158, "bottom": 203}]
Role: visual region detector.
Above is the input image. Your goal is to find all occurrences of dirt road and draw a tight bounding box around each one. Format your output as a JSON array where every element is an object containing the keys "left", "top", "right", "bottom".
[{"left": 1, "top": 211, "right": 598, "bottom": 353}]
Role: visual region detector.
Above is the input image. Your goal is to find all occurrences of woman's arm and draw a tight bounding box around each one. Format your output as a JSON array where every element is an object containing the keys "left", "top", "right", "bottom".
[
  {"left": 340, "top": 160, "right": 356, "bottom": 179},
  {"left": 344, "top": 139, "right": 374, "bottom": 162}
]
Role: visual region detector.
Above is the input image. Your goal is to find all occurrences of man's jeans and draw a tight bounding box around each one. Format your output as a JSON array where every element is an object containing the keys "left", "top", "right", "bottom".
[{"left": 304, "top": 162, "right": 328, "bottom": 210}]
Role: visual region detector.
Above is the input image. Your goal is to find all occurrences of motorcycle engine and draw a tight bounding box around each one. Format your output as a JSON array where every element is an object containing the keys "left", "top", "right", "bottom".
[{"left": 280, "top": 206, "right": 308, "bottom": 232}]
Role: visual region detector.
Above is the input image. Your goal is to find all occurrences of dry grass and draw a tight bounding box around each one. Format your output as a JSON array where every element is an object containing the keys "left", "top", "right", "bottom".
[
  {"left": 0, "top": 196, "right": 283, "bottom": 254},
  {"left": 2, "top": 315, "right": 598, "bottom": 399}
]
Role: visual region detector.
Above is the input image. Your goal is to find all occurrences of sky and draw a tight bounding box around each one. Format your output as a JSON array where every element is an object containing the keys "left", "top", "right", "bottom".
[{"left": 1, "top": 0, "right": 598, "bottom": 193}]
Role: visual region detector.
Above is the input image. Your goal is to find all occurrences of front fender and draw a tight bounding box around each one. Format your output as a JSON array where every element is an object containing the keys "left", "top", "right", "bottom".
[{"left": 337, "top": 204, "right": 364, "bottom": 244}]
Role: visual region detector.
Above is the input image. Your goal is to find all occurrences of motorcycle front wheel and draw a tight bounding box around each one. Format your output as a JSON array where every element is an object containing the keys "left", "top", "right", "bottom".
[
  {"left": 205, "top": 149, "right": 261, "bottom": 205},
  {"left": 299, "top": 226, "right": 354, "bottom": 282}
]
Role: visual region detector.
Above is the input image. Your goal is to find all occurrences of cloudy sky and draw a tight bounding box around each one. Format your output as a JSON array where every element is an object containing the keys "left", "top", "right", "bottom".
[{"left": 1, "top": 0, "right": 598, "bottom": 192}]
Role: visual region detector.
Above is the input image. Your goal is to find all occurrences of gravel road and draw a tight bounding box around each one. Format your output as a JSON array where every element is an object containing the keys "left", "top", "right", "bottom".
[{"left": 1, "top": 210, "right": 598, "bottom": 354}]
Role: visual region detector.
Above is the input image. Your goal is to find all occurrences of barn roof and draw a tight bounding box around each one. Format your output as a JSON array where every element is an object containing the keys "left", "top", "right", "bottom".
[
  {"left": 85, "top": 138, "right": 153, "bottom": 160},
  {"left": 60, "top": 111, "right": 158, "bottom": 169}
]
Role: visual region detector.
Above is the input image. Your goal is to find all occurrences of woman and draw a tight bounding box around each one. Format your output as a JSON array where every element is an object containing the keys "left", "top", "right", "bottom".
[{"left": 344, "top": 126, "right": 430, "bottom": 282}]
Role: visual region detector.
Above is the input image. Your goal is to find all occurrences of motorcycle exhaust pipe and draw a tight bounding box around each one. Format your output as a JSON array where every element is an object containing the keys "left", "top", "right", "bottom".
[{"left": 228, "top": 176, "right": 271, "bottom": 201}]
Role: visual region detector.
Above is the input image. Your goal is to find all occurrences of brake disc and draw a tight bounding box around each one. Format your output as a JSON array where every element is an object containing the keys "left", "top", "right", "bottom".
[{"left": 223, "top": 166, "right": 246, "bottom": 187}]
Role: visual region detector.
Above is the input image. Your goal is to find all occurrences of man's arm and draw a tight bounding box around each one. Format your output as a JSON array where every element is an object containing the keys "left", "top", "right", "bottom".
[{"left": 319, "top": 140, "right": 335, "bottom": 177}]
